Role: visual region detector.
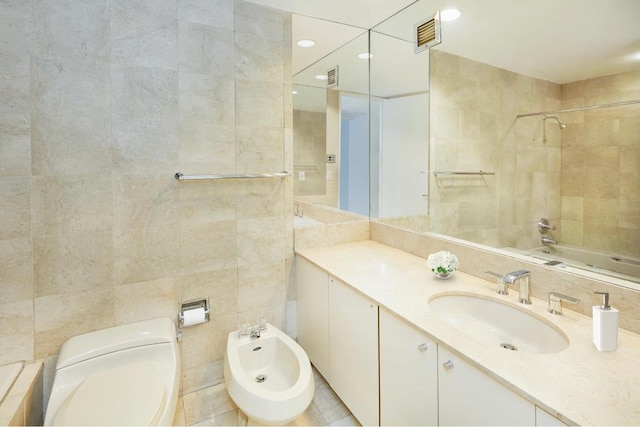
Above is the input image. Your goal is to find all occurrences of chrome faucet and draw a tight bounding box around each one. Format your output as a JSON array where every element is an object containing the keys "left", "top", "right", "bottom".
[
  {"left": 548, "top": 292, "right": 580, "bottom": 315},
  {"left": 502, "top": 270, "right": 532, "bottom": 304},
  {"left": 541, "top": 236, "right": 558, "bottom": 245},
  {"left": 485, "top": 271, "right": 508, "bottom": 295},
  {"left": 238, "top": 318, "right": 267, "bottom": 339}
]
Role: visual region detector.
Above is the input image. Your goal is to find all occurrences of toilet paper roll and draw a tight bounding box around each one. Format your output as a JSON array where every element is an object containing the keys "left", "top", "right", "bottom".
[{"left": 182, "top": 306, "right": 207, "bottom": 327}]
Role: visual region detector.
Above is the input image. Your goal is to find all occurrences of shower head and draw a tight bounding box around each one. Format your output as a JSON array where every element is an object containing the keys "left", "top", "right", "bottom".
[{"left": 542, "top": 115, "right": 567, "bottom": 129}]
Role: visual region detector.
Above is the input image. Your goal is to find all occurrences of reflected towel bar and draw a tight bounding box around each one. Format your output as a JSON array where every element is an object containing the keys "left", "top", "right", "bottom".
[
  {"left": 175, "top": 171, "right": 290, "bottom": 181},
  {"left": 432, "top": 171, "right": 495, "bottom": 176}
]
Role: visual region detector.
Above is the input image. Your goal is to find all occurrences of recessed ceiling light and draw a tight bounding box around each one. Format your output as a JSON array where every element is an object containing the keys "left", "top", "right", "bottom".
[
  {"left": 440, "top": 8, "right": 461, "bottom": 22},
  {"left": 358, "top": 53, "right": 373, "bottom": 59},
  {"left": 292, "top": 90, "right": 298, "bottom": 95},
  {"left": 297, "top": 39, "right": 315, "bottom": 48},
  {"left": 315, "top": 74, "right": 328, "bottom": 80}
]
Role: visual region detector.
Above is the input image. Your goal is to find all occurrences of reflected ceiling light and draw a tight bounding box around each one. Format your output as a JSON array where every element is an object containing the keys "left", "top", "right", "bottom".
[
  {"left": 440, "top": 8, "right": 461, "bottom": 22},
  {"left": 296, "top": 39, "right": 315, "bottom": 47},
  {"left": 358, "top": 52, "right": 373, "bottom": 59},
  {"left": 315, "top": 74, "right": 328, "bottom": 80},
  {"left": 292, "top": 90, "right": 298, "bottom": 95}
]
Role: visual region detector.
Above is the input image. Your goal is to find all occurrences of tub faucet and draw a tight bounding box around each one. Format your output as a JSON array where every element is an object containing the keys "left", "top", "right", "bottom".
[
  {"left": 541, "top": 236, "right": 557, "bottom": 245},
  {"left": 502, "top": 270, "right": 532, "bottom": 304}
]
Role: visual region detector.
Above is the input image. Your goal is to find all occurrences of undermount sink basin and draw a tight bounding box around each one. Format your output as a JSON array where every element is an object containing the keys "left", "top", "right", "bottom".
[{"left": 428, "top": 293, "right": 569, "bottom": 354}]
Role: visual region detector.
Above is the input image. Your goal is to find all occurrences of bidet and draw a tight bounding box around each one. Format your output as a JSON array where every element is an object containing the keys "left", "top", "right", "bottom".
[{"left": 224, "top": 323, "right": 314, "bottom": 425}]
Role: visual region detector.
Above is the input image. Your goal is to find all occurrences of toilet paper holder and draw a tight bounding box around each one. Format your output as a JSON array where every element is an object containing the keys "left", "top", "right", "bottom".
[{"left": 178, "top": 297, "right": 210, "bottom": 328}]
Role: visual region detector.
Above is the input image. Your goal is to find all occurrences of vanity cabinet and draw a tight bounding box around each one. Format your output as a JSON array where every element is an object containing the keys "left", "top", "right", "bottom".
[
  {"left": 438, "top": 346, "right": 535, "bottom": 426},
  {"left": 295, "top": 257, "right": 330, "bottom": 378},
  {"left": 379, "top": 308, "right": 438, "bottom": 426},
  {"left": 296, "top": 255, "right": 550, "bottom": 427},
  {"left": 296, "top": 256, "right": 379, "bottom": 426},
  {"left": 329, "top": 276, "right": 379, "bottom": 427}
]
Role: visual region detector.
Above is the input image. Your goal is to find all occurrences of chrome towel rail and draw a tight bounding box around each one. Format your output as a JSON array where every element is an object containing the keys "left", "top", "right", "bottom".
[
  {"left": 175, "top": 171, "right": 289, "bottom": 181},
  {"left": 432, "top": 171, "right": 495, "bottom": 176}
]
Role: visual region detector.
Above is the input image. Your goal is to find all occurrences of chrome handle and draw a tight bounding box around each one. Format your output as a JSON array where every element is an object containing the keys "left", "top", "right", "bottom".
[
  {"left": 548, "top": 292, "right": 580, "bottom": 315},
  {"left": 485, "top": 271, "right": 508, "bottom": 295},
  {"left": 538, "top": 218, "right": 556, "bottom": 232},
  {"left": 418, "top": 343, "right": 429, "bottom": 351},
  {"left": 549, "top": 292, "right": 580, "bottom": 304},
  {"left": 443, "top": 360, "right": 454, "bottom": 370}
]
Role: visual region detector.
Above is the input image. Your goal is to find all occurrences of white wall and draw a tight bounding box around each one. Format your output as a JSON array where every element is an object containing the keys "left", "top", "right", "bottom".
[{"left": 379, "top": 94, "right": 429, "bottom": 217}]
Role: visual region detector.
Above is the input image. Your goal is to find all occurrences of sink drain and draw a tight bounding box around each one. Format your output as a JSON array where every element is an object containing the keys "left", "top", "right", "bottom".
[
  {"left": 255, "top": 374, "right": 267, "bottom": 383},
  {"left": 500, "top": 343, "right": 518, "bottom": 351}
]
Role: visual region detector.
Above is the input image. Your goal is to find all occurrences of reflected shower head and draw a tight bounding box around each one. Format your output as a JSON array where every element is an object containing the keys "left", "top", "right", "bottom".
[{"left": 542, "top": 115, "right": 567, "bottom": 129}]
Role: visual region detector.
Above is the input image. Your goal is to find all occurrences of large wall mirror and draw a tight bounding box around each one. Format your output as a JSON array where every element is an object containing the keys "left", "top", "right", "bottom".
[
  {"left": 291, "top": 0, "right": 640, "bottom": 287},
  {"left": 292, "top": 17, "right": 370, "bottom": 215}
]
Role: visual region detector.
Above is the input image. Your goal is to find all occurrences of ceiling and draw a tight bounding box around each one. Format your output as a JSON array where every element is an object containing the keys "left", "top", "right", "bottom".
[{"left": 247, "top": 0, "right": 640, "bottom": 85}]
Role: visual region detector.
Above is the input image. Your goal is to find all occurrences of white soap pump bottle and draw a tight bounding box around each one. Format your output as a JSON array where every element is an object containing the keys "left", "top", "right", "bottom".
[{"left": 593, "top": 291, "right": 619, "bottom": 352}]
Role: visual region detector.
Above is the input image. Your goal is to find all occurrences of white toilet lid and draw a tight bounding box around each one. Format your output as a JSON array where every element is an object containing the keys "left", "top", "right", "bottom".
[{"left": 54, "top": 361, "right": 166, "bottom": 426}]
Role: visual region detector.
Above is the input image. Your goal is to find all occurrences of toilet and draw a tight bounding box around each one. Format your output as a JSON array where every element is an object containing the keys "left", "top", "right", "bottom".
[
  {"left": 44, "top": 318, "right": 180, "bottom": 426},
  {"left": 224, "top": 323, "right": 314, "bottom": 425}
]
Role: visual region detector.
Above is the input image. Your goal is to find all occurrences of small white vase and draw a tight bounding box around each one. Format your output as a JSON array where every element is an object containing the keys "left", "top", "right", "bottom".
[{"left": 434, "top": 271, "right": 453, "bottom": 280}]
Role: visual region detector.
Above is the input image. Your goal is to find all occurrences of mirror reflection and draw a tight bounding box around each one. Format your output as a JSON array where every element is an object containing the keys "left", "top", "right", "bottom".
[
  {"left": 292, "top": 29, "right": 370, "bottom": 214},
  {"left": 292, "top": 0, "right": 640, "bottom": 285}
]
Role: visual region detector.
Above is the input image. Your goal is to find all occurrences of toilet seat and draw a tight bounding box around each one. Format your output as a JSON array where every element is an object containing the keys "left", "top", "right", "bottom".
[{"left": 53, "top": 361, "right": 166, "bottom": 426}]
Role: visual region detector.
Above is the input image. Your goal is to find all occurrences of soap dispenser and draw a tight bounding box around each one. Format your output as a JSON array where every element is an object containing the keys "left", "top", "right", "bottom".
[{"left": 592, "top": 291, "right": 619, "bottom": 352}]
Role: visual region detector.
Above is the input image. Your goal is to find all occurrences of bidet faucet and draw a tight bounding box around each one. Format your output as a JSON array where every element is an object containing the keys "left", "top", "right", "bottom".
[
  {"left": 238, "top": 318, "right": 267, "bottom": 339},
  {"left": 502, "top": 270, "right": 532, "bottom": 304}
]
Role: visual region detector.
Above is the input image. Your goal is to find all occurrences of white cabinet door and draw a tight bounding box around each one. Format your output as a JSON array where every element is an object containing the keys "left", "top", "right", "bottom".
[
  {"left": 536, "top": 407, "right": 568, "bottom": 426},
  {"left": 295, "top": 256, "right": 330, "bottom": 379},
  {"left": 438, "top": 346, "right": 535, "bottom": 426},
  {"left": 379, "top": 309, "right": 438, "bottom": 426},
  {"left": 329, "top": 277, "right": 379, "bottom": 427}
]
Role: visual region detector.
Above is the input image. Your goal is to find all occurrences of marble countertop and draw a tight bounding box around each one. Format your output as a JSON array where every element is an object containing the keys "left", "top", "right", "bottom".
[{"left": 296, "top": 240, "right": 640, "bottom": 426}]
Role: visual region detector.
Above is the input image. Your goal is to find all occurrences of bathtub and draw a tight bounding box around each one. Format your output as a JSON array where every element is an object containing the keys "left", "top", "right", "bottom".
[
  {"left": 525, "top": 245, "right": 640, "bottom": 284},
  {"left": 0, "top": 361, "right": 43, "bottom": 426},
  {"left": 0, "top": 362, "right": 23, "bottom": 405}
]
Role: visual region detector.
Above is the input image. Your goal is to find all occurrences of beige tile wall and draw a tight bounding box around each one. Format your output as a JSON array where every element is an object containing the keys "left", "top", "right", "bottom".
[
  {"left": 293, "top": 89, "right": 340, "bottom": 208},
  {"left": 0, "top": 0, "right": 292, "bottom": 402},
  {"left": 293, "top": 110, "right": 326, "bottom": 196},
  {"left": 430, "top": 50, "right": 639, "bottom": 259},
  {"left": 560, "top": 71, "right": 640, "bottom": 257},
  {"left": 429, "top": 50, "right": 562, "bottom": 250}
]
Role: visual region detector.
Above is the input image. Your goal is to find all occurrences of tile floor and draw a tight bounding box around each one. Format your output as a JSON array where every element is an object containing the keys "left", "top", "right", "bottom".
[{"left": 176, "top": 367, "right": 360, "bottom": 426}]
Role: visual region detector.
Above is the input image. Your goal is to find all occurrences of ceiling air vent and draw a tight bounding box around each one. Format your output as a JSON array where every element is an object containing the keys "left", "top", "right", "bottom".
[
  {"left": 414, "top": 11, "right": 441, "bottom": 53},
  {"left": 327, "top": 65, "right": 339, "bottom": 88}
]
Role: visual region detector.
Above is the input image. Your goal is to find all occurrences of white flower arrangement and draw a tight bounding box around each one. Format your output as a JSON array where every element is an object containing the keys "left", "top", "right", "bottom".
[{"left": 427, "top": 251, "right": 459, "bottom": 274}]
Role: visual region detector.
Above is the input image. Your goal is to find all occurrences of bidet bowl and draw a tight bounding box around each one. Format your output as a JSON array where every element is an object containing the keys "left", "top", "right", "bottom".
[
  {"left": 428, "top": 292, "right": 569, "bottom": 354},
  {"left": 224, "top": 324, "right": 314, "bottom": 425}
]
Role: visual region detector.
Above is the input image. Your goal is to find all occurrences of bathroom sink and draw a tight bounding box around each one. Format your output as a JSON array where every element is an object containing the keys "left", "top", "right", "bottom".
[{"left": 428, "top": 293, "right": 569, "bottom": 354}]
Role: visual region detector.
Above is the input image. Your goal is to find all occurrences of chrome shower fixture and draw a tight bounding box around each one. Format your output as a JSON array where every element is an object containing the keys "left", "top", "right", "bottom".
[
  {"left": 542, "top": 115, "right": 567, "bottom": 142},
  {"left": 542, "top": 115, "right": 567, "bottom": 129}
]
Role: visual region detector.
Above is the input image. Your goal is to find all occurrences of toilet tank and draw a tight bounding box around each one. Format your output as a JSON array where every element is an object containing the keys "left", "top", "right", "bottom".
[
  {"left": 56, "top": 318, "right": 177, "bottom": 369},
  {"left": 45, "top": 318, "right": 180, "bottom": 426}
]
